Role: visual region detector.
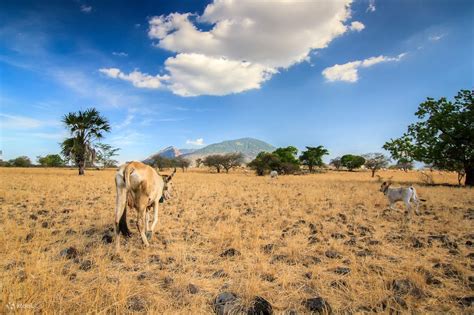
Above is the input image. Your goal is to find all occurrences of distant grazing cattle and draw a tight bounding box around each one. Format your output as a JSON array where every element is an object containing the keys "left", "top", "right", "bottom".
[
  {"left": 114, "top": 161, "right": 175, "bottom": 250},
  {"left": 270, "top": 170, "right": 278, "bottom": 178},
  {"left": 380, "top": 181, "right": 425, "bottom": 219}
]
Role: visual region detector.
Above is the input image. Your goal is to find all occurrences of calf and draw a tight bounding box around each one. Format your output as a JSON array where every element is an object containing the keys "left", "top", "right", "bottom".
[{"left": 380, "top": 181, "right": 422, "bottom": 219}]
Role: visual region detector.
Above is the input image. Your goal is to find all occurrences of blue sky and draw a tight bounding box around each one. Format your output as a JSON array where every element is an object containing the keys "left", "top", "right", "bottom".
[{"left": 0, "top": 0, "right": 473, "bottom": 164}]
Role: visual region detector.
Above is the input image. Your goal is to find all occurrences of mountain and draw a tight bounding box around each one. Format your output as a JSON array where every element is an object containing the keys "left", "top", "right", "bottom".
[
  {"left": 183, "top": 138, "right": 275, "bottom": 162},
  {"left": 143, "top": 146, "right": 196, "bottom": 164},
  {"left": 144, "top": 138, "right": 275, "bottom": 165}
]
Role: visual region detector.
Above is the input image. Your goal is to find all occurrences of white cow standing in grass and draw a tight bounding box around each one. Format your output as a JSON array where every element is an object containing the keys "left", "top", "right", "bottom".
[{"left": 270, "top": 170, "right": 278, "bottom": 178}]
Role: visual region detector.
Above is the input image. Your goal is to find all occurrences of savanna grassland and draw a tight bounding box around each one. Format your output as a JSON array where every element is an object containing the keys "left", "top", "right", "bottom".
[{"left": 0, "top": 168, "right": 473, "bottom": 314}]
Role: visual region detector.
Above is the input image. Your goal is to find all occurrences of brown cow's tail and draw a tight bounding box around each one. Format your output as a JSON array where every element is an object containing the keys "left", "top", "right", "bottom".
[
  {"left": 118, "top": 206, "right": 132, "bottom": 237},
  {"left": 119, "top": 164, "right": 134, "bottom": 238}
]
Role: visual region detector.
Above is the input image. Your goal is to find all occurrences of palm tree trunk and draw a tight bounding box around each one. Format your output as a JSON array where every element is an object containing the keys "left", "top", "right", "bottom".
[{"left": 78, "top": 161, "right": 85, "bottom": 175}]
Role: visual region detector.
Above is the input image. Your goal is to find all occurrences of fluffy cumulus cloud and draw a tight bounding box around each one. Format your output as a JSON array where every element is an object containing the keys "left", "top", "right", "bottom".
[
  {"left": 186, "top": 138, "right": 204, "bottom": 146},
  {"left": 99, "top": 68, "right": 169, "bottom": 89},
  {"left": 102, "top": 0, "right": 366, "bottom": 96},
  {"left": 322, "top": 53, "right": 406, "bottom": 82},
  {"left": 349, "top": 21, "right": 365, "bottom": 32}
]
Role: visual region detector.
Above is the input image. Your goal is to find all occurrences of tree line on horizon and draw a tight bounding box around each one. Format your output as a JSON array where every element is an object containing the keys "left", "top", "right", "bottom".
[{"left": 0, "top": 89, "right": 471, "bottom": 185}]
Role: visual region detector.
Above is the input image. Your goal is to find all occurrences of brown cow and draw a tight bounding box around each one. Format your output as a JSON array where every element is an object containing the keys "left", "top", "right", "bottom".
[{"left": 114, "top": 161, "right": 175, "bottom": 250}]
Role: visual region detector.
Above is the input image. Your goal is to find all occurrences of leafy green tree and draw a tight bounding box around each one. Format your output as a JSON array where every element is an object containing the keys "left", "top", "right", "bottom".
[
  {"left": 299, "top": 146, "right": 329, "bottom": 173},
  {"left": 363, "top": 153, "right": 390, "bottom": 177},
  {"left": 273, "top": 146, "right": 300, "bottom": 174},
  {"left": 61, "top": 108, "right": 111, "bottom": 175},
  {"left": 341, "top": 154, "right": 365, "bottom": 171},
  {"left": 248, "top": 152, "right": 282, "bottom": 176},
  {"left": 95, "top": 143, "right": 120, "bottom": 168},
  {"left": 9, "top": 156, "right": 32, "bottom": 167},
  {"left": 37, "top": 154, "right": 65, "bottom": 167},
  {"left": 383, "top": 89, "right": 473, "bottom": 186}
]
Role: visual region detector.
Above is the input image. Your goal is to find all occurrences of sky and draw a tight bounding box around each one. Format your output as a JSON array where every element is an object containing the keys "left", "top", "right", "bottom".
[{"left": 0, "top": 0, "right": 473, "bottom": 164}]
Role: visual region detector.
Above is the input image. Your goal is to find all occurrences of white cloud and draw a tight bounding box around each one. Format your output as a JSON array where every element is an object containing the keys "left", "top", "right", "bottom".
[
  {"left": 102, "top": 0, "right": 366, "bottom": 96},
  {"left": 186, "top": 138, "right": 204, "bottom": 146},
  {"left": 80, "top": 5, "right": 92, "bottom": 13},
  {"left": 429, "top": 34, "right": 444, "bottom": 41},
  {"left": 322, "top": 53, "right": 406, "bottom": 82},
  {"left": 367, "top": 0, "right": 376, "bottom": 12},
  {"left": 0, "top": 113, "right": 58, "bottom": 129},
  {"left": 112, "top": 51, "right": 128, "bottom": 57},
  {"left": 349, "top": 21, "right": 365, "bottom": 32},
  {"left": 99, "top": 68, "right": 169, "bottom": 89},
  {"left": 165, "top": 53, "right": 275, "bottom": 96}
]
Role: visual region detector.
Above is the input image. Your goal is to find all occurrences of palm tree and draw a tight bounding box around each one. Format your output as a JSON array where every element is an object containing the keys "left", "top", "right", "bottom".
[{"left": 61, "top": 108, "right": 111, "bottom": 175}]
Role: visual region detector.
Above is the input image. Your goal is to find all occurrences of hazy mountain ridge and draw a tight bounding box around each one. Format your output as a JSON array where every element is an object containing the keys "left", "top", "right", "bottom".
[{"left": 144, "top": 138, "right": 275, "bottom": 164}]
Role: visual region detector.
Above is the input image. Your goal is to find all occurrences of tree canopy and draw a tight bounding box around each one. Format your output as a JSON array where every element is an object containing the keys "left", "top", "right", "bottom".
[
  {"left": 299, "top": 146, "right": 329, "bottom": 172},
  {"left": 383, "top": 89, "right": 473, "bottom": 185},
  {"left": 340, "top": 154, "right": 365, "bottom": 171}
]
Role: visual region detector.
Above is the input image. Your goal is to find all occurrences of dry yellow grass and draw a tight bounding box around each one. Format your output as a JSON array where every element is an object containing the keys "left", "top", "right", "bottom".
[{"left": 0, "top": 167, "right": 473, "bottom": 314}]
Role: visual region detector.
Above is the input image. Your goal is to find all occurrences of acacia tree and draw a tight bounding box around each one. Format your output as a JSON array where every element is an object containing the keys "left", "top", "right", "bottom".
[
  {"left": 330, "top": 157, "right": 342, "bottom": 170},
  {"left": 95, "top": 143, "right": 120, "bottom": 168},
  {"left": 384, "top": 89, "right": 473, "bottom": 186},
  {"left": 37, "top": 154, "right": 65, "bottom": 167},
  {"left": 175, "top": 156, "right": 191, "bottom": 172},
  {"left": 195, "top": 158, "right": 203, "bottom": 168},
  {"left": 341, "top": 154, "right": 365, "bottom": 171},
  {"left": 363, "top": 153, "right": 390, "bottom": 177},
  {"left": 299, "top": 146, "right": 329, "bottom": 173},
  {"left": 248, "top": 152, "right": 282, "bottom": 176},
  {"left": 61, "top": 108, "right": 111, "bottom": 175},
  {"left": 273, "top": 146, "right": 300, "bottom": 174},
  {"left": 203, "top": 154, "right": 224, "bottom": 173},
  {"left": 220, "top": 153, "right": 244, "bottom": 173}
]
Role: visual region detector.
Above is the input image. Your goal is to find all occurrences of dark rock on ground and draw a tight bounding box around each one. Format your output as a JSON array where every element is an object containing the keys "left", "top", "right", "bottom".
[
  {"left": 325, "top": 250, "right": 342, "bottom": 259},
  {"left": 344, "top": 237, "right": 356, "bottom": 246},
  {"left": 433, "top": 263, "right": 463, "bottom": 279},
  {"left": 127, "top": 296, "right": 148, "bottom": 312},
  {"left": 187, "top": 283, "right": 199, "bottom": 294},
  {"left": 302, "top": 297, "right": 332, "bottom": 314},
  {"left": 457, "top": 296, "right": 474, "bottom": 307},
  {"left": 65, "top": 229, "right": 76, "bottom": 236},
  {"left": 248, "top": 296, "right": 273, "bottom": 315},
  {"left": 149, "top": 255, "right": 161, "bottom": 264},
  {"left": 262, "top": 244, "right": 275, "bottom": 254},
  {"left": 137, "top": 272, "right": 152, "bottom": 281},
  {"left": 41, "top": 221, "right": 49, "bottom": 228},
  {"left": 390, "top": 279, "right": 425, "bottom": 299},
  {"left": 79, "top": 260, "right": 93, "bottom": 271},
  {"left": 60, "top": 247, "right": 78, "bottom": 259},
  {"left": 214, "top": 292, "right": 239, "bottom": 315},
  {"left": 331, "top": 233, "right": 345, "bottom": 239},
  {"left": 25, "top": 233, "right": 34, "bottom": 242},
  {"left": 411, "top": 237, "right": 424, "bottom": 248},
  {"left": 330, "top": 267, "right": 351, "bottom": 275},
  {"left": 213, "top": 269, "right": 228, "bottom": 278},
  {"left": 261, "top": 273, "right": 276, "bottom": 282},
  {"left": 102, "top": 233, "right": 113, "bottom": 244},
  {"left": 220, "top": 248, "right": 241, "bottom": 257},
  {"left": 356, "top": 249, "right": 372, "bottom": 257},
  {"left": 29, "top": 214, "right": 38, "bottom": 220}
]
